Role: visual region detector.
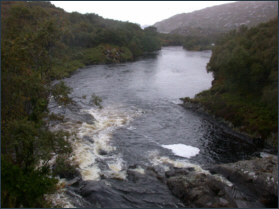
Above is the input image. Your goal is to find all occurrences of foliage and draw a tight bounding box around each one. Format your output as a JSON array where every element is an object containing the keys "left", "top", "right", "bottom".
[
  {"left": 158, "top": 33, "right": 185, "bottom": 46},
  {"left": 1, "top": 2, "right": 75, "bottom": 207},
  {"left": 52, "top": 155, "right": 79, "bottom": 180},
  {"left": 207, "top": 18, "right": 278, "bottom": 97},
  {"left": 51, "top": 81, "right": 74, "bottom": 107},
  {"left": 1, "top": 157, "right": 57, "bottom": 208},
  {"left": 183, "top": 36, "right": 213, "bottom": 51},
  {"left": 2, "top": 2, "right": 157, "bottom": 205},
  {"left": 90, "top": 93, "right": 103, "bottom": 109},
  {"left": 192, "top": 18, "right": 278, "bottom": 144}
]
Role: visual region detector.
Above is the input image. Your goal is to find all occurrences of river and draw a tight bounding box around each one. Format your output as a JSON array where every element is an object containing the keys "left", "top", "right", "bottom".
[{"left": 48, "top": 46, "right": 260, "bottom": 207}]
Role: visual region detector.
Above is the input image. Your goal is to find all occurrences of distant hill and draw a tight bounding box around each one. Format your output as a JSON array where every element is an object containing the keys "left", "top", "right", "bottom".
[{"left": 153, "top": 1, "right": 278, "bottom": 34}]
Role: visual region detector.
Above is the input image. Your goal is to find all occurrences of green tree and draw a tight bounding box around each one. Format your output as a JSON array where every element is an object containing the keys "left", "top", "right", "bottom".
[{"left": 1, "top": 3, "right": 75, "bottom": 207}]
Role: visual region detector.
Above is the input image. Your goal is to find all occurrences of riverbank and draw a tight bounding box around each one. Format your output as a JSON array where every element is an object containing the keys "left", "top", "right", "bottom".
[
  {"left": 62, "top": 149, "right": 278, "bottom": 208},
  {"left": 167, "top": 154, "right": 278, "bottom": 208},
  {"left": 45, "top": 46, "right": 278, "bottom": 208},
  {"left": 180, "top": 96, "right": 278, "bottom": 151},
  {"left": 174, "top": 96, "right": 278, "bottom": 207}
]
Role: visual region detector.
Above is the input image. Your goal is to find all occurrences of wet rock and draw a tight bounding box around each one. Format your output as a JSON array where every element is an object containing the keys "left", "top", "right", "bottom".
[
  {"left": 166, "top": 167, "right": 190, "bottom": 178},
  {"left": 147, "top": 166, "right": 167, "bottom": 183},
  {"left": 127, "top": 169, "right": 142, "bottom": 183},
  {"left": 80, "top": 113, "right": 95, "bottom": 124},
  {"left": 83, "top": 135, "right": 94, "bottom": 143},
  {"left": 66, "top": 111, "right": 95, "bottom": 125},
  {"left": 75, "top": 177, "right": 185, "bottom": 208},
  {"left": 166, "top": 156, "right": 278, "bottom": 208},
  {"left": 205, "top": 156, "right": 278, "bottom": 207},
  {"left": 78, "top": 180, "right": 132, "bottom": 208},
  {"left": 98, "top": 149, "right": 107, "bottom": 155},
  {"left": 166, "top": 172, "right": 235, "bottom": 208},
  {"left": 128, "top": 164, "right": 137, "bottom": 169},
  {"left": 165, "top": 169, "right": 176, "bottom": 178}
]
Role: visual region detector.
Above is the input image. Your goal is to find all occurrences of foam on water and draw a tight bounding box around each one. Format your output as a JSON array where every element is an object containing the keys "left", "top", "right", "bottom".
[
  {"left": 162, "top": 143, "right": 200, "bottom": 158},
  {"left": 106, "top": 157, "right": 127, "bottom": 179},
  {"left": 149, "top": 150, "right": 198, "bottom": 170},
  {"left": 48, "top": 104, "right": 143, "bottom": 207},
  {"left": 148, "top": 150, "right": 233, "bottom": 187},
  {"left": 45, "top": 179, "right": 76, "bottom": 208},
  {"left": 131, "top": 166, "right": 145, "bottom": 175},
  {"left": 72, "top": 139, "right": 100, "bottom": 181},
  {"left": 51, "top": 104, "right": 143, "bottom": 181},
  {"left": 76, "top": 105, "right": 142, "bottom": 179}
]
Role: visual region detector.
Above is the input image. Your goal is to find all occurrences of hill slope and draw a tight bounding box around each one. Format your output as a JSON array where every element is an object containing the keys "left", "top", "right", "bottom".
[
  {"left": 182, "top": 18, "right": 278, "bottom": 147},
  {"left": 153, "top": 1, "right": 278, "bottom": 33}
]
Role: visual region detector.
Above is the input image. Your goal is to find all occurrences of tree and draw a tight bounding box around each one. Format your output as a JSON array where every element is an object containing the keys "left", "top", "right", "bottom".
[{"left": 1, "top": 3, "right": 75, "bottom": 207}]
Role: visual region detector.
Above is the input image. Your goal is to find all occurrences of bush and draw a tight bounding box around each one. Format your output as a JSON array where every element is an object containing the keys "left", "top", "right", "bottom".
[
  {"left": 52, "top": 155, "right": 80, "bottom": 180},
  {"left": 90, "top": 93, "right": 103, "bottom": 109},
  {"left": 1, "top": 157, "right": 57, "bottom": 208}
]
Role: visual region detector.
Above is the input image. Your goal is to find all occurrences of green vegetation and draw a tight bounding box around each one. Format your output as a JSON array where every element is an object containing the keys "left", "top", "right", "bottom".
[
  {"left": 188, "top": 18, "right": 278, "bottom": 146},
  {"left": 1, "top": 1, "right": 169, "bottom": 207},
  {"left": 174, "top": 27, "right": 224, "bottom": 51},
  {"left": 52, "top": 155, "right": 79, "bottom": 180},
  {"left": 158, "top": 33, "right": 185, "bottom": 46},
  {"left": 183, "top": 35, "right": 214, "bottom": 51},
  {"left": 2, "top": 1, "right": 277, "bottom": 207},
  {"left": 90, "top": 93, "right": 103, "bottom": 109}
]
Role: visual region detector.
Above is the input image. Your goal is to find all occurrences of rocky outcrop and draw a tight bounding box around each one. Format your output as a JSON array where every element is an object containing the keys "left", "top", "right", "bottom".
[
  {"left": 64, "top": 154, "right": 278, "bottom": 208},
  {"left": 166, "top": 156, "right": 278, "bottom": 208},
  {"left": 205, "top": 155, "right": 278, "bottom": 207},
  {"left": 167, "top": 172, "right": 237, "bottom": 208}
]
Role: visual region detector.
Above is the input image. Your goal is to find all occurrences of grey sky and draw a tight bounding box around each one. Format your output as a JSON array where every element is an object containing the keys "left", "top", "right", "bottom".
[{"left": 50, "top": 1, "right": 236, "bottom": 26}]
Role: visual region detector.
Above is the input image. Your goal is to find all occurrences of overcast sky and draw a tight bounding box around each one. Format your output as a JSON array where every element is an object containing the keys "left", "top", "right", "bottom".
[{"left": 50, "top": 1, "right": 236, "bottom": 26}]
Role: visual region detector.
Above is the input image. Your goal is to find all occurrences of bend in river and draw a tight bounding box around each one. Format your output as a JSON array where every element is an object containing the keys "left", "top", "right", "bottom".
[{"left": 48, "top": 46, "right": 261, "bottom": 207}]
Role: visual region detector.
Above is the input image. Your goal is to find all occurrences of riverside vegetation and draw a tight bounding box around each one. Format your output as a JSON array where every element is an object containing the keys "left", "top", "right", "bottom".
[
  {"left": 182, "top": 18, "right": 278, "bottom": 148},
  {"left": 1, "top": 1, "right": 277, "bottom": 208},
  {"left": 1, "top": 1, "right": 176, "bottom": 207}
]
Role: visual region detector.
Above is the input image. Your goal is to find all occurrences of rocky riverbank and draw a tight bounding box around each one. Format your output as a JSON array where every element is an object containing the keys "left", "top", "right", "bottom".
[
  {"left": 63, "top": 154, "right": 278, "bottom": 208},
  {"left": 167, "top": 155, "right": 278, "bottom": 208},
  {"left": 179, "top": 97, "right": 278, "bottom": 153},
  {"left": 51, "top": 96, "right": 278, "bottom": 208}
]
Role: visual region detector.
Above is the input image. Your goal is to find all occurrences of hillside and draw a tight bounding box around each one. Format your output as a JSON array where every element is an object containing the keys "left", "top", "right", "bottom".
[
  {"left": 182, "top": 18, "right": 278, "bottom": 147},
  {"left": 153, "top": 1, "right": 278, "bottom": 34}
]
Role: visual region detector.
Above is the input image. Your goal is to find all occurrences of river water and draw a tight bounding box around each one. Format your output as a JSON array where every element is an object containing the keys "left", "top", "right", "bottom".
[{"left": 48, "top": 46, "right": 259, "bottom": 207}]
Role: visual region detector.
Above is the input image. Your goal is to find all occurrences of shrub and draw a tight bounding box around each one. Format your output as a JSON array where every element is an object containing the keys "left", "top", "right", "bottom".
[
  {"left": 90, "top": 93, "right": 103, "bottom": 109},
  {"left": 52, "top": 155, "right": 80, "bottom": 180}
]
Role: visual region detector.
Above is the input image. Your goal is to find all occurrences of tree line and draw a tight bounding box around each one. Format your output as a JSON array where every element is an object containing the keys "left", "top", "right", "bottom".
[
  {"left": 0, "top": 1, "right": 165, "bottom": 207},
  {"left": 192, "top": 18, "right": 278, "bottom": 145}
]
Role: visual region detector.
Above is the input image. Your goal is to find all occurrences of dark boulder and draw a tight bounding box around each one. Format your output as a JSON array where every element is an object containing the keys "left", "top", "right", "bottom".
[{"left": 167, "top": 172, "right": 238, "bottom": 208}]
